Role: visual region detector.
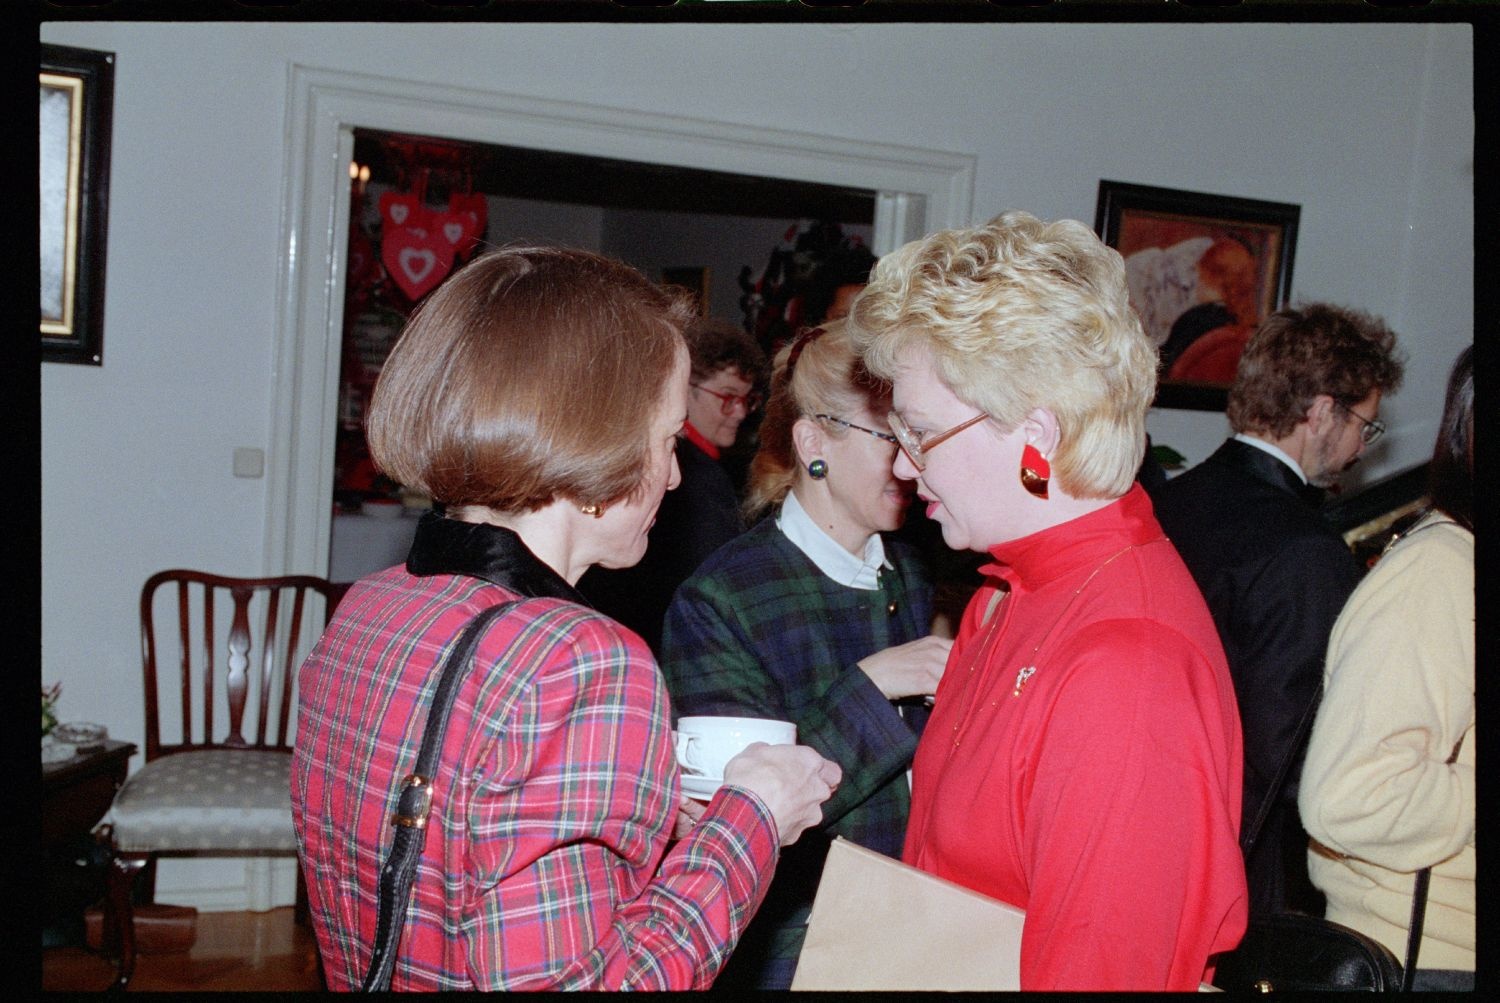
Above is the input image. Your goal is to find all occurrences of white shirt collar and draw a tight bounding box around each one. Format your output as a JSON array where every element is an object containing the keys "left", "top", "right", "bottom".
[
  {"left": 776, "top": 489, "right": 891, "bottom": 591},
  {"left": 1233, "top": 432, "right": 1308, "bottom": 484}
]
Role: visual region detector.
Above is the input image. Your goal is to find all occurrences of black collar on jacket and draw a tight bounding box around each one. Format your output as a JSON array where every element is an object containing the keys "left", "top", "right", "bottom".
[
  {"left": 405, "top": 510, "right": 588, "bottom": 605},
  {"left": 1209, "top": 438, "right": 1326, "bottom": 508}
]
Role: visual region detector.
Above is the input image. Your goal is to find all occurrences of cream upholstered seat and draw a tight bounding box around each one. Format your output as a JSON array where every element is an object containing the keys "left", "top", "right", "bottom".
[
  {"left": 108, "top": 749, "right": 298, "bottom": 852},
  {"left": 101, "top": 570, "right": 345, "bottom": 989}
]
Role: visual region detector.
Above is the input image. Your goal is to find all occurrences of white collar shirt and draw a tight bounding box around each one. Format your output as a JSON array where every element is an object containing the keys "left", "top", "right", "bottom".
[
  {"left": 775, "top": 489, "right": 891, "bottom": 591},
  {"left": 1234, "top": 432, "right": 1309, "bottom": 485}
]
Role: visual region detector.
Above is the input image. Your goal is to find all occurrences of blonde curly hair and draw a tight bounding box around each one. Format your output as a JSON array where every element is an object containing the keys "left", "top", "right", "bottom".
[{"left": 850, "top": 210, "right": 1156, "bottom": 499}]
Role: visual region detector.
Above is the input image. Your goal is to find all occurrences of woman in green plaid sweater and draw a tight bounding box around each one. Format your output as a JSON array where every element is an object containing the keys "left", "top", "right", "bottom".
[{"left": 661, "top": 319, "right": 953, "bottom": 989}]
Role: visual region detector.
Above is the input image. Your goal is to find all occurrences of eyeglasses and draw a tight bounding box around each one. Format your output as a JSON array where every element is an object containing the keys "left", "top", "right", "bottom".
[
  {"left": 1333, "top": 399, "right": 1386, "bottom": 446},
  {"left": 691, "top": 384, "right": 763, "bottom": 415},
  {"left": 814, "top": 414, "right": 898, "bottom": 445},
  {"left": 886, "top": 410, "right": 988, "bottom": 471}
]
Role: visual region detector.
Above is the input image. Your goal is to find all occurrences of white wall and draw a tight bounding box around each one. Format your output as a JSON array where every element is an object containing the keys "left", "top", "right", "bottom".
[
  {"left": 603, "top": 209, "right": 874, "bottom": 323},
  {"left": 39, "top": 21, "right": 1472, "bottom": 907},
  {"left": 484, "top": 193, "right": 607, "bottom": 252}
]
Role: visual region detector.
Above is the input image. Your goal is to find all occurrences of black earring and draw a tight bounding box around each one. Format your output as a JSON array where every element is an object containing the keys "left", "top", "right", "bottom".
[{"left": 808, "top": 459, "right": 828, "bottom": 479}]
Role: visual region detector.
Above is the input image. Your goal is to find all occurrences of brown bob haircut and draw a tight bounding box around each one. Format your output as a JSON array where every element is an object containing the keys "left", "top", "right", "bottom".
[
  {"left": 367, "top": 246, "right": 695, "bottom": 513},
  {"left": 1227, "top": 302, "right": 1405, "bottom": 438}
]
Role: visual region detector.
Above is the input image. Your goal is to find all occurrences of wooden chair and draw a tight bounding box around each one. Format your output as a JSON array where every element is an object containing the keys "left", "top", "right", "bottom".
[{"left": 101, "top": 570, "right": 347, "bottom": 989}]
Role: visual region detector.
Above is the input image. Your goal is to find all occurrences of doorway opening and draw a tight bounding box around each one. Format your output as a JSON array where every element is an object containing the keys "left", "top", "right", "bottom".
[
  {"left": 327, "top": 127, "right": 881, "bottom": 583},
  {"left": 269, "top": 64, "right": 974, "bottom": 585}
]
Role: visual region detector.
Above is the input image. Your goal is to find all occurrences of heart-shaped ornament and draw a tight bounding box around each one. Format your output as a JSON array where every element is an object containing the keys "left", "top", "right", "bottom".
[
  {"left": 430, "top": 210, "right": 476, "bottom": 256},
  {"left": 382, "top": 225, "right": 455, "bottom": 301},
  {"left": 379, "top": 191, "right": 430, "bottom": 234},
  {"left": 448, "top": 193, "right": 488, "bottom": 258}
]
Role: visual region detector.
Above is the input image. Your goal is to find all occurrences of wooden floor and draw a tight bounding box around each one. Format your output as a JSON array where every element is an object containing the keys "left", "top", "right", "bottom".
[{"left": 42, "top": 906, "right": 324, "bottom": 992}]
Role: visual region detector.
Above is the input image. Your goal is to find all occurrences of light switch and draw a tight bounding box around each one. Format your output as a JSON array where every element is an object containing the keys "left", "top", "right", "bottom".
[{"left": 233, "top": 447, "right": 265, "bottom": 479}]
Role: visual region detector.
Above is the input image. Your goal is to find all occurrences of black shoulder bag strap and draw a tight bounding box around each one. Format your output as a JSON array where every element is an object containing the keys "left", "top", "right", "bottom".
[
  {"left": 1241, "top": 682, "right": 1322, "bottom": 857},
  {"left": 1401, "top": 730, "right": 1468, "bottom": 991},
  {"left": 360, "top": 600, "right": 523, "bottom": 992}
]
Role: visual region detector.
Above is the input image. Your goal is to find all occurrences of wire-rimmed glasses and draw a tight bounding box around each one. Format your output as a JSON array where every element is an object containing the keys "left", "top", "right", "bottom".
[
  {"left": 1332, "top": 399, "right": 1386, "bottom": 446},
  {"left": 886, "top": 410, "right": 988, "bottom": 471},
  {"left": 813, "top": 414, "right": 898, "bottom": 445}
]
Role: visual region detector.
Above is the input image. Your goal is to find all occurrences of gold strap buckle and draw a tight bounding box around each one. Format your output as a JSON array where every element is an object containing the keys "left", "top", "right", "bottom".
[{"left": 390, "top": 773, "right": 433, "bottom": 829}]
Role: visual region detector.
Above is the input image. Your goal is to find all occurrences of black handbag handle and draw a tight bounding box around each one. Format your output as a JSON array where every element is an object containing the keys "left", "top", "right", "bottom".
[
  {"left": 1401, "top": 869, "right": 1431, "bottom": 992},
  {"left": 1399, "top": 730, "right": 1467, "bottom": 991},
  {"left": 360, "top": 601, "right": 522, "bottom": 992}
]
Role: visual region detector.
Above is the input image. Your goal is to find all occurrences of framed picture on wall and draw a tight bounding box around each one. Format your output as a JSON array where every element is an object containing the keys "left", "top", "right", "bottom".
[
  {"left": 1095, "top": 180, "right": 1299, "bottom": 411},
  {"left": 41, "top": 44, "right": 115, "bottom": 365},
  {"left": 661, "top": 266, "right": 711, "bottom": 317}
]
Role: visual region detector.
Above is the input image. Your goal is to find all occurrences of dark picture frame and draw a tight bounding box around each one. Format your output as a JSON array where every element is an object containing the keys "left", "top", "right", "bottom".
[
  {"left": 1095, "top": 180, "right": 1299, "bottom": 411},
  {"left": 41, "top": 44, "right": 115, "bottom": 366}
]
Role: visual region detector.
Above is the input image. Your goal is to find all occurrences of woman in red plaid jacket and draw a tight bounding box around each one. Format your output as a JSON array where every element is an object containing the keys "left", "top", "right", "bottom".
[{"left": 291, "top": 246, "right": 840, "bottom": 991}]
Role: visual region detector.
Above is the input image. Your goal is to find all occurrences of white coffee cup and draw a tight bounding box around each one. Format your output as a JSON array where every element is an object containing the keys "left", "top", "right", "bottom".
[{"left": 674, "top": 715, "right": 797, "bottom": 780}]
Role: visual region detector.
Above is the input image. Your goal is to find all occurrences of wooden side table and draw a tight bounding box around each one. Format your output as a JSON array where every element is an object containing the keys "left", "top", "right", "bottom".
[{"left": 42, "top": 739, "right": 136, "bottom": 946}]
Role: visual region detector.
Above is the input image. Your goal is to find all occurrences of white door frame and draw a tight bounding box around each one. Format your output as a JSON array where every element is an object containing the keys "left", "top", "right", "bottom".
[{"left": 267, "top": 63, "right": 976, "bottom": 577}]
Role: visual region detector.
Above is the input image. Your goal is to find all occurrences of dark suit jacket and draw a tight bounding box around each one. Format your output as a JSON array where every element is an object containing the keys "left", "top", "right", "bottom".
[
  {"left": 1149, "top": 438, "right": 1362, "bottom": 918},
  {"left": 578, "top": 438, "right": 744, "bottom": 656}
]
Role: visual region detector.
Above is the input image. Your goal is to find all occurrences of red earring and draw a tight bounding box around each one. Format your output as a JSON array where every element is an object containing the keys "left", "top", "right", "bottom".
[{"left": 1020, "top": 444, "right": 1050, "bottom": 499}]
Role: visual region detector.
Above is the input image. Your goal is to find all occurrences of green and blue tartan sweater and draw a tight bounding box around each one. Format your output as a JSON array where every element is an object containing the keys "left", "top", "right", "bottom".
[{"left": 660, "top": 514, "right": 934, "bottom": 987}]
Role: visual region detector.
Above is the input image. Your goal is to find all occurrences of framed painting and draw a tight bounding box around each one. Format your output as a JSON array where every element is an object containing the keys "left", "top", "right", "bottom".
[
  {"left": 41, "top": 44, "right": 115, "bottom": 365},
  {"left": 661, "top": 266, "right": 711, "bottom": 317},
  {"left": 1095, "top": 180, "right": 1299, "bottom": 411}
]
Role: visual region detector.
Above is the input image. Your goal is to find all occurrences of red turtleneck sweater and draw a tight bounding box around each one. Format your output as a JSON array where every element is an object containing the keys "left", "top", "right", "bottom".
[{"left": 903, "top": 485, "right": 1247, "bottom": 990}]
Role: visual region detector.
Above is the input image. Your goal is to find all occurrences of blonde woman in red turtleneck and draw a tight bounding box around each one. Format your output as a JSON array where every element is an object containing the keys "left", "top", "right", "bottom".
[
  {"left": 850, "top": 212, "right": 1248, "bottom": 991},
  {"left": 579, "top": 317, "right": 768, "bottom": 656}
]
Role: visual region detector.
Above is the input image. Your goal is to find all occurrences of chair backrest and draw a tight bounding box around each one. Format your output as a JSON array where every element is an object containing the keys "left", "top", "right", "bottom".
[{"left": 139, "top": 570, "right": 349, "bottom": 761}]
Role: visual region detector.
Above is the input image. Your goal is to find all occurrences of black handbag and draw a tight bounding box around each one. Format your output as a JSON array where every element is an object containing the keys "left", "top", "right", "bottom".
[
  {"left": 1216, "top": 631, "right": 1468, "bottom": 993},
  {"left": 360, "top": 600, "right": 521, "bottom": 992},
  {"left": 1214, "top": 702, "right": 1406, "bottom": 992},
  {"left": 1212, "top": 912, "right": 1403, "bottom": 992}
]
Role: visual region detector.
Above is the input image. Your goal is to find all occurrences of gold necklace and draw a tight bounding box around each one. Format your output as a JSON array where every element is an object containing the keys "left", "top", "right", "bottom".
[{"left": 949, "top": 541, "right": 1153, "bottom": 748}]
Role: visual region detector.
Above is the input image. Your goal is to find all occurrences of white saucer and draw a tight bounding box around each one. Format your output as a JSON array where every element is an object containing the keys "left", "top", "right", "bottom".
[{"left": 680, "top": 774, "right": 725, "bottom": 801}]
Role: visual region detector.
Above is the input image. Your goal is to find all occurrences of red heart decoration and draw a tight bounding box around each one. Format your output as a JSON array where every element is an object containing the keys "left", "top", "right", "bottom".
[
  {"left": 379, "top": 191, "right": 430, "bottom": 233},
  {"left": 448, "top": 193, "right": 488, "bottom": 258},
  {"left": 430, "top": 210, "right": 475, "bottom": 257},
  {"left": 381, "top": 225, "right": 455, "bottom": 302}
]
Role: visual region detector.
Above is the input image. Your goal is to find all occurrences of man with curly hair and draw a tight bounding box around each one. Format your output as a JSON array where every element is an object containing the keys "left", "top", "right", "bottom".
[{"left": 1150, "top": 303, "right": 1405, "bottom": 920}]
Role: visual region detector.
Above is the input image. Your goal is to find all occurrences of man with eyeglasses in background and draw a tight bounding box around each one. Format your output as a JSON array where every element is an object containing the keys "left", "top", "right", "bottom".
[
  {"left": 581, "top": 316, "right": 768, "bottom": 656},
  {"left": 1149, "top": 303, "right": 1405, "bottom": 921}
]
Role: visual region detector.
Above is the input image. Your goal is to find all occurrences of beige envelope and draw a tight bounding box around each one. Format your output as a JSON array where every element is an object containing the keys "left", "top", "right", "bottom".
[
  {"left": 790, "top": 837, "right": 1222, "bottom": 992},
  {"left": 791, "top": 837, "right": 1024, "bottom": 991}
]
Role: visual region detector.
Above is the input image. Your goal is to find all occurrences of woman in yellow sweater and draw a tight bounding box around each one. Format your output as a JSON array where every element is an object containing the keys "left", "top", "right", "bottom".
[{"left": 1298, "top": 345, "right": 1473, "bottom": 991}]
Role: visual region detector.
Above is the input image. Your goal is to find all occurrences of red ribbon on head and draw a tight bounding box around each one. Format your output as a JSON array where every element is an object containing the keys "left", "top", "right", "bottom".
[{"left": 784, "top": 325, "right": 828, "bottom": 383}]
